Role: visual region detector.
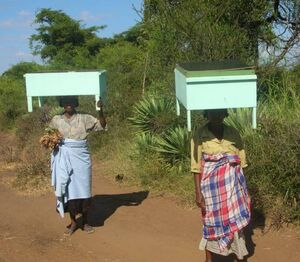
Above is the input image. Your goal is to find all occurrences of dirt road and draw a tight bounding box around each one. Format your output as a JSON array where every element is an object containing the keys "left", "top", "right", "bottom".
[{"left": 0, "top": 168, "right": 299, "bottom": 262}]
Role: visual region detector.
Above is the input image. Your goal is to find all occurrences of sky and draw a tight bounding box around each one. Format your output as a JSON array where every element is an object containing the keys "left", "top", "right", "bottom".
[{"left": 0, "top": 0, "right": 143, "bottom": 74}]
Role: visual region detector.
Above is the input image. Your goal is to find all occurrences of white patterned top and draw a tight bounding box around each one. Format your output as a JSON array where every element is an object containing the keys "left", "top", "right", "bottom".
[{"left": 49, "top": 113, "right": 104, "bottom": 140}]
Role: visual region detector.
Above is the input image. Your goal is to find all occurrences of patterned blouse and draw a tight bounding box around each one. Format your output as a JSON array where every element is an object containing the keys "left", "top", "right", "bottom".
[
  {"left": 49, "top": 113, "right": 104, "bottom": 140},
  {"left": 191, "top": 124, "right": 247, "bottom": 173}
]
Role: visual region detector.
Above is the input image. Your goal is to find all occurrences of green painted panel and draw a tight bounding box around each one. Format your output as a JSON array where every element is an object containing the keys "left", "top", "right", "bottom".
[{"left": 176, "top": 60, "right": 255, "bottom": 77}]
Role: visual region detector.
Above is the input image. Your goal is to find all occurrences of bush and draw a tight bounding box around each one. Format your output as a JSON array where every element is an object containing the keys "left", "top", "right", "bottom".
[
  {"left": 128, "top": 95, "right": 179, "bottom": 134},
  {"left": 133, "top": 150, "right": 193, "bottom": 205},
  {"left": 0, "top": 77, "right": 26, "bottom": 129},
  {"left": 13, "top": 109, "right": 52, "bottom": 193},
  {"left": 96, "top": 42, "right": 145, "bottom": 120},
  {"left": 153, "top": 126, "right": 190, "bottom": 165},
  {"left": 244, "top": 74, "right": 300, "bottom": 224},
  {"left": 2, "top": 62, "right": 45, "bottom": 80},
  {"left": 13, "top": 157, "right": 51, "bottom": 193}
]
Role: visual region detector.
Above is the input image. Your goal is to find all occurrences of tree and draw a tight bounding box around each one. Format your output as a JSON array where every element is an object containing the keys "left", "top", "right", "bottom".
[
  {"left": 0, "top": 77, "right": 26, "bottom": 127},
  {"left": 142, "top": 0, "right": 300, "bottom": 69},
  {"left": 30, "top": 8, "right": 106, "bottom": 62},
  {"left": 264, "top": 0, "right": 300, "bottom": 66},
  {"left": 2, "top": 62, "right": 45, "bottom": 79},
  {"left": 95, "top": 41, "right": 145, "bottom": 119}
]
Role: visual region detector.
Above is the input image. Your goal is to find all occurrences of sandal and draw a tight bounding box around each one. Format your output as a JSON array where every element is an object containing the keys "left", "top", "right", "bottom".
[
  {"left": 64, "top": 224, "right": 78, "bottom": 236},
  {"left": 83, "top": 224, "right": 95, "bottom": 234}
]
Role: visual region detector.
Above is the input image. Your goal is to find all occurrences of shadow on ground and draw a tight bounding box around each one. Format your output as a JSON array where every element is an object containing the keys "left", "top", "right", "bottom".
[{"left": 88, "top": 191, "right": 149, "bottom": 227}]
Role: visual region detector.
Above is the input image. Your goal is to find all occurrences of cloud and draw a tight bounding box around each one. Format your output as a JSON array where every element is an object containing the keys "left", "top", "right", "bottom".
[
  {"left": 15, "top": 51, "right": 34, "bottom": 59},
  {"left": 0, "top": 10, "right": 33, "bottom": 29},
  {"left": 18, "top": 10, "right": 32, "bottom": 17},
  {"left": 78, "top": 10, "right": 108, "bottom": 23},
  {"left": 0, "top": 34, "right": 29, "bottom": 42}
]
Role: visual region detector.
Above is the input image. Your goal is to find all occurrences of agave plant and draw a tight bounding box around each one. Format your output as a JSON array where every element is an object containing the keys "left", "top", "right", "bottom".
[
  {"left": 153, "top": 126, "right": 190, "bottom": 164},
  {"left": 47, "top": 106, "right": 64, "bottom": 120},
  {"left": 224, "top": 108, "right": 255, "bottom": 137},
  {"left": 134, "top": 132, "right": 158, "bottom": 155},
  {"left": 128, "top": 96, "right": 178, "bottom": 134}
]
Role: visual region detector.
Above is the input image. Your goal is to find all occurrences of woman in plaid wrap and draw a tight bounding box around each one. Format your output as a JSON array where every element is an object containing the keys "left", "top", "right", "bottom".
[{"left": 191, "top": 109, "right": 251, "bottom": 262}]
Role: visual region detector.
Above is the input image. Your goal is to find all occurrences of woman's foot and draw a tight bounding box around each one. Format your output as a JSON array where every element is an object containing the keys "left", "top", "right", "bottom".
[
  {"left": 64, "top": 223, "right": 78, "bottom": 236},
  {"left": 83, "top": 224, "right": 95, "bottom": 234}
]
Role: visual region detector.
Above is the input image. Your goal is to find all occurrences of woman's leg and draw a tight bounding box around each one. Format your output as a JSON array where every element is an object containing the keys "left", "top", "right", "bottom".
[
  {"left": 205, "top": 249, "right": 212, "bottom": 262},
  {"left": 82, "top": 199, "right": 94, "bottom": 233},
  {"left": 82, "top": 210, "right": 94, "bottom": 233},
  {"left": 233, "top": 255, "right": 246, "bottom": 262},
  {"left": 64, "top": 212, "right": 77, "bottom": 235}
]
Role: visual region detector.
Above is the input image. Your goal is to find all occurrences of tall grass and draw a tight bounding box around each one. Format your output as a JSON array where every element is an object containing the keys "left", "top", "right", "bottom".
[
  {"left": 242, "top": 72, "right": 300, "bottom": 225},
  {"left": 12, "top": 109, "right": 52, "bottom": 194}
]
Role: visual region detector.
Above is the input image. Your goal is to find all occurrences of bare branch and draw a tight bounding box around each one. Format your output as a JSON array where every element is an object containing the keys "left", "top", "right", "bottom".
[{"left": 269, "top": 28, "right": 300, "bottom": 66}]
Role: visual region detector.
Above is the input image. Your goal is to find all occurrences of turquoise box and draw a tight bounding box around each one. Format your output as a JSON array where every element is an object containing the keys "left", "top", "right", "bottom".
[
  {"left": 24, "top": 70, "right": 107, "bottom": 112},
  {"left": 174, "top": 61, "right": 257, "bottom": 131}
]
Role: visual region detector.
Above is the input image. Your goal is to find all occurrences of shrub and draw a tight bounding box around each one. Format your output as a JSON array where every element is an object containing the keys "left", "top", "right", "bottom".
[
  {"left": 244, "top": 76, "right": 300, "bottom": 224},
  {"left": 13, "top": 108, "right": 52, "bottom": 193},
  {"left": 225, "top": 108, "right": 255, "bottom": 137},
  {"left": 153, "top": 126, "right": 190, "bottom": 165},
  {"left": 129, "top": 95, "right": 179, "bottom": 134},
  {"left": 0, "top": 77, "right": 26, "bottom": 129}
]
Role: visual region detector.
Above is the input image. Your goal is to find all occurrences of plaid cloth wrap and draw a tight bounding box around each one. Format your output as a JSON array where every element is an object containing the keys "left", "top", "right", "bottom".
[{"left": 201, "top": 153, "right": 251, "bottom": 251}]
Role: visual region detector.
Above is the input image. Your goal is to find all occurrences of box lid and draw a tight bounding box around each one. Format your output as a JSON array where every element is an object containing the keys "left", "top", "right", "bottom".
[{"left": 176, "top": 60, "right": 255, "bottom": 77}]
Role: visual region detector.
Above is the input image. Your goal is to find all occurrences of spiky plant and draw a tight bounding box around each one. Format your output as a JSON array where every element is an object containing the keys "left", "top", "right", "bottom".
[
  {"left": 224, "top": 108, "right": 255, "bottom": 137},
  {"left": 153, "top": 126, "right": 190, "bottom": 164},
  {"left": 128, "top": 96, "right": 178, "bottom": 134},
  {"left": 47, "top": 106, "right": 64, "bottom": 120},
  {"left": 134, "top": 132, "right": 158, "bottom": 155}
]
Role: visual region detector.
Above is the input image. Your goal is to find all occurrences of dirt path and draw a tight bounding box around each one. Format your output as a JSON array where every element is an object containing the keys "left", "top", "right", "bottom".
[
  {"left": 0, "top": 166, "right": 299, "bottom": 262},
  {"left": 0, "top": 127, "right": 298, "bottom": 262}
]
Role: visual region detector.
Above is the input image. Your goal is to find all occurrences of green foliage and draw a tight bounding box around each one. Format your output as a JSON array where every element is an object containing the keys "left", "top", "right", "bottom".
[
  {"left": 129, "top": 94, "right": 190, "bottom": 171},
  {"left": 153, "top": 126, "right": 190, "bottom": 164},
  {"left": 244, "top": 74, "right": 300, "bottom": 223},
  {"left": 114, "top": 23, "right": 147, "bottom": 46},
  {"left": 134, "top": 128, "right": 190, "bottom": 168},
  {"left": 30, "top": 8, "right": 106, "bottom": 62},
  {"left": 128, "top": 95, "right": 178, "bottom": 134},
  {"left": 143, "top": 0, "right": 272, "bottom": 78},
  {"left": 13, "top": 109, "right": 51, "bottom": 193},
  {"left": 224, "top": 108, "right": 255, "bottom": 137},
  {"left": 0, "top": 77, "right": 26, "bottom": 128},
  {"left": 2, "top": 62, "right": 45, "bottom": 80},
  {"left": 96, "top": 41, "right": 145, "bottom": 119},
  {"left": 134, "top": 132, "right": 158, "bottom": 155},
  {"left": 15, "top": 109, "right": 47, "bottom": 147},
  {"left": 47, "top": 106, "right": 64, "bottom": 120}
]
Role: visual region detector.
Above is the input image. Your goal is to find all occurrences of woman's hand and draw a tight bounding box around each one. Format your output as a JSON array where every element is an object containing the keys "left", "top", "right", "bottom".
[
  {"left": 195, "top": 191, "right": 205, "bottom": 211},
  {"left": 193, "top": 172, "right": 205, "bottom": 215}
]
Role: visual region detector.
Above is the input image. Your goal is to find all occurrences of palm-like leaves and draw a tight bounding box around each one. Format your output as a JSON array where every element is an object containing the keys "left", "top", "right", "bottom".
[
  {"left": 153, "top": 126, "right": 190, "bottom": 163},
  {"left": 128, "top": 96, "right": 177, "bottom": 134},
  {"left": 48, "top": 106, "right": 64, "bottom": 120},
  {"left": 135, "top": 132, "right": 158, "bottom": 155},
  {"left": 224, "top": 108, "right": 255, "bottom": 137}
]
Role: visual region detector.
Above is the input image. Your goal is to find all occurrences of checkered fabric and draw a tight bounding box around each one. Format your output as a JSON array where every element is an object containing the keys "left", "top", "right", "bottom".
[{"left": 200, "top": 153, "right": 251, "bottom": 251}]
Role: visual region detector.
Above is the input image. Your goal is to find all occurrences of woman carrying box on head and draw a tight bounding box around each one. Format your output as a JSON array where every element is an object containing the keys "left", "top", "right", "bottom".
[
  {"left": 191, "top": 109, "right": 251, "bottom": 262},
  {"left": 49, "top": 96, "right": 107, "bottom": 235}
]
